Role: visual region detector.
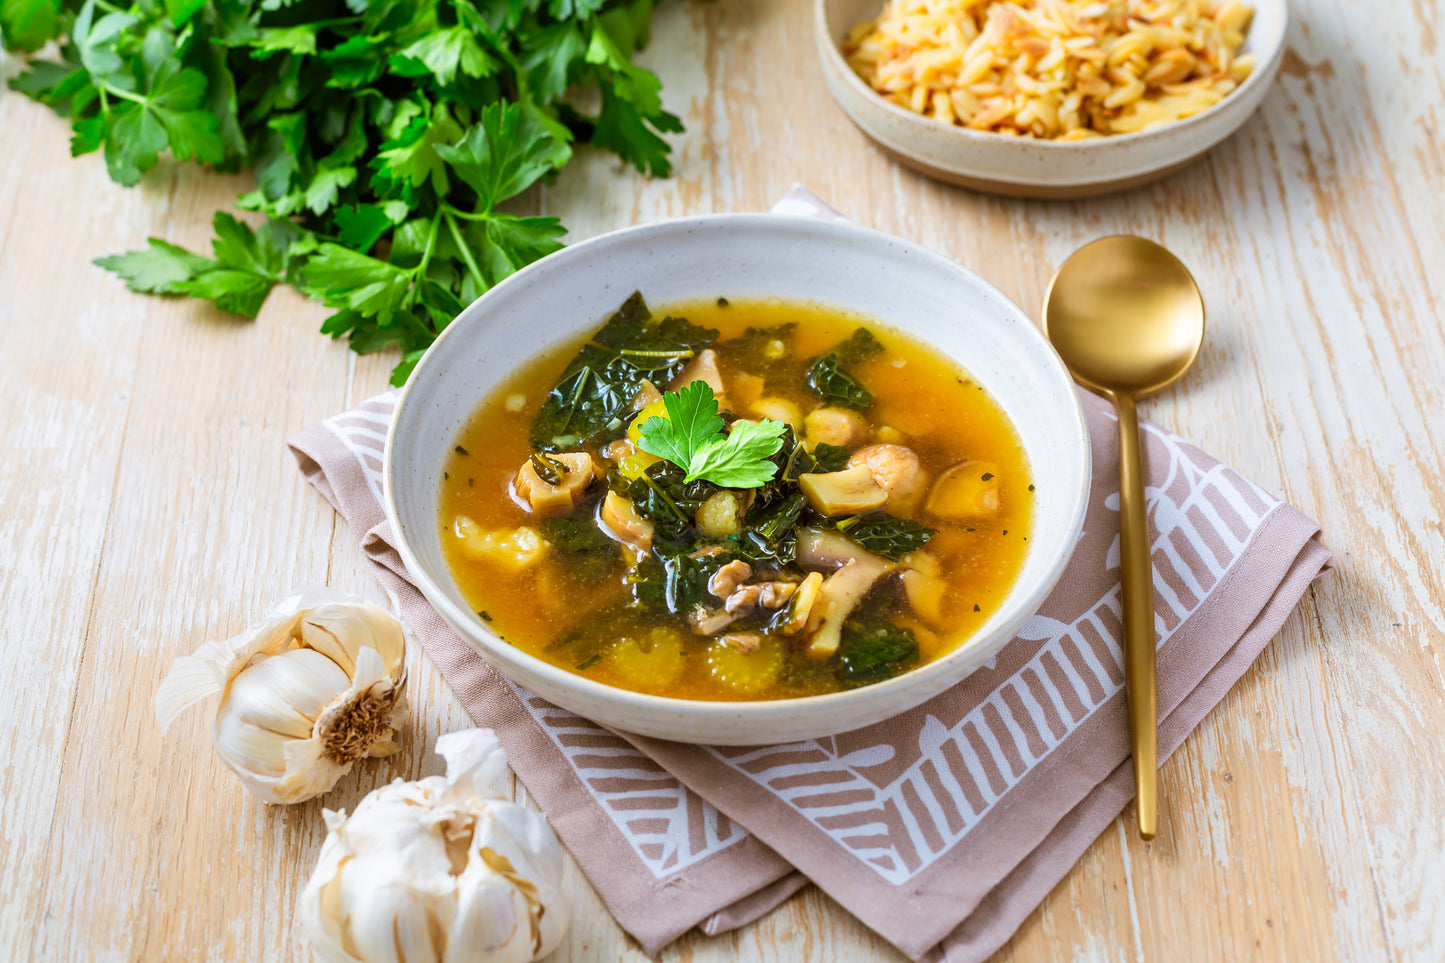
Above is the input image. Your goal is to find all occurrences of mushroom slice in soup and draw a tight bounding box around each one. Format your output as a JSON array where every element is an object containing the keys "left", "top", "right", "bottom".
[
  {"left": 512, "top": 452, "right": 598, "bottom": 517},
  {"left": 689, "top": 606, "right": 738, "bottom": 636},
  {"left": 669, "top": 349, "right": 726, "bottom": 400},
  {"left": 804, "top": 554, "right": 894, "bottom": 659},
  {"left": 796, "top": 528, "right": 863, "bottom": 571},
  {"left": 776, "top": 571, "right": 825, "bottom": 636},
  {"left": 799, "top": 465, "right": 888, "bottom": 516},
  {"left": 598, "top": 491, "right": 655, "bottom": 553},
  {"left": 901, "top": 568, "right": 947, "bottom": 626},
  {"left": 848, "top": 444, "right": 928, "bottom": 513},
  {"left": 926, "top": 460, "right": 1002, "bottom": 518}
]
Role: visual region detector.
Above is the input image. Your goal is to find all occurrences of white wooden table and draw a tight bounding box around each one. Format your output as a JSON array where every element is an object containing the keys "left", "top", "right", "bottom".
[{"left": 2, "top": 0, "right": 1442, "bottom": 959}]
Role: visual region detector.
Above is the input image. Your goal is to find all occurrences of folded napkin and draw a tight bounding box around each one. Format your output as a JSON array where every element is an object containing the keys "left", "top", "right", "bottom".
[{"left": 290, "top": 187, "right": 1331, "bottom": 962}]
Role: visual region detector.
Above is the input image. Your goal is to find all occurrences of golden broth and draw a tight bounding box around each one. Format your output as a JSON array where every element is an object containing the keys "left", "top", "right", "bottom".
[{"left": 439, "top": 298, "right": 1033, "bottom": 701}]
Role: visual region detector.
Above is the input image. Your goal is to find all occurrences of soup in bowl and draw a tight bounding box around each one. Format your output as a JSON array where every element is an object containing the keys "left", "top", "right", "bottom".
[{"left": 385, "top": 215, "right": 1089, "bottom": 744}]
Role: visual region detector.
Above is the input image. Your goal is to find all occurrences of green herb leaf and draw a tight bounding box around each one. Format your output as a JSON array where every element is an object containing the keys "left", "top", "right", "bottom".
[
  {"left": 693, "top": 417, "right": 790, "bottom": 488},
  {"left": 830, "top": 514, "right": 937, "bottom": 561},
  {"left": 631, "top": 547, "right": 742, "bottom": 614},
  {"left": 435, "top": 102, "right": 561, "bottom": 211},
  {"left": 1, "top": 0, "right": 63, "bottom": 53},
  {"left": 530, "top": 452, "right": 564, "bottom": 485},
  {"left": 11, "top": 0, "right": 682, "bottom": 383},
  {"left": 250, "top": 27, "right": 318, "bottom": 58},
  {"left": 93, "top": 239, "right": 213, "bottom": 293},
  {"left": 638, "top": 380, "right": 725, "bottom": 472},
  {"left": 530, "top": 293, "right": 716, "bottom": 452},
  {"left": 806, "top": 352, "right": 873, "bottom": 411},
  {"left": 833, "top": 327, "right": 885, "bottom": 365},
  {"left": 639, "top": 382, "right": 786, "bottom": 488},
  {"left": 391, "top": 26, "right": 496, "bottom": 86},
  {"left": 833, "top": 622, "right": 919, "bottom": 688}
]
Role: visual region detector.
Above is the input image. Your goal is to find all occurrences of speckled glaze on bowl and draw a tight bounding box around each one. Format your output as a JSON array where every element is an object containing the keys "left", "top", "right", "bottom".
[
  {"left": 384, "top": 215, "right": 1090, "bottom": 745},
  {"left": 816, "top": 0, "right": 1289, "bottom": 198}
]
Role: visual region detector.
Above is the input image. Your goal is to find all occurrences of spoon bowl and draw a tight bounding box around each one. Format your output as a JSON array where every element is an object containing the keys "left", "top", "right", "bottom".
[
  {"left": 1042, "top": 236, "right": 1206, "bottom": 841},
  {"left": 1043, "top": 237, "right": 1205, "bottom": 397}
]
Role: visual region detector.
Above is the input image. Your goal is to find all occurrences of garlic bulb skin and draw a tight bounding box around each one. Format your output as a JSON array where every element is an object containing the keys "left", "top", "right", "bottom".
[
  {"left": 300, "top": 729, "right": 570, "bottom": 963},
  {"left": 156, "top": 587, "right": 407, "bottom": 804}
]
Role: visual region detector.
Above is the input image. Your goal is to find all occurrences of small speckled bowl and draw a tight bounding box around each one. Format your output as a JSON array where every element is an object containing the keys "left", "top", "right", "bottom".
[
  {"left": 385, "top": 215, "right": 1090, "bottom": 745},
  {"left": 816, "top": 0, "right": 1289, "bottom": 198}
]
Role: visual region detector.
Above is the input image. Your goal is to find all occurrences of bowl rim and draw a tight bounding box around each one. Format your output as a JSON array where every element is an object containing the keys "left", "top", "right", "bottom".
[
  {"left": 813, "top": 0, "right": 1290, "bottom": 153},
  {"left": 383, "top": 212, "right": 1092, "bottom": 722}
]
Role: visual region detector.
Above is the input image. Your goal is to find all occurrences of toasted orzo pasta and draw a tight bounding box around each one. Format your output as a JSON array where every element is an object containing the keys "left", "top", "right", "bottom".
[{"left": 845, "top": 0, "right": 1254, "bottom": 139}]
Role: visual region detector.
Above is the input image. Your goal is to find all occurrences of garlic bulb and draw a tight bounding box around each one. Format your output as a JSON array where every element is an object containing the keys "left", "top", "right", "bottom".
[
  {"left": 300, "top": 729, "right": 570, "bottom": 963},
  {"left": 156, "top": 587, "right": 407, "bottom": 804}
]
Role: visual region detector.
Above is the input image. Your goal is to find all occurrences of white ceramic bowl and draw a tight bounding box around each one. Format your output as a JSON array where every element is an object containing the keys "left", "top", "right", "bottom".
[
  {"left": 385, "top": 215, "right": 1090, "bottom": 745},
  {"left": 816, "top": 0, "right": 1289, "bottom": 198}
]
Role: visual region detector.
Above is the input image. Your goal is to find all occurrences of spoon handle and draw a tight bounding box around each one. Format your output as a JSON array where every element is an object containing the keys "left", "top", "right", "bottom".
[{"left": 1113, "top": 392, "right": 1158, "bottom": 840}]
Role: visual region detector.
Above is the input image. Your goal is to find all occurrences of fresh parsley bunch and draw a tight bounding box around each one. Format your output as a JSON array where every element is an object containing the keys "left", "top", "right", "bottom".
[{"left": 2, "top": 0, "right": 681, "bottom": 383}]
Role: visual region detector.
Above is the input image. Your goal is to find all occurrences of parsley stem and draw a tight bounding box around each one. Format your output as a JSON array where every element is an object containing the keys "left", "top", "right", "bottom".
[
  {"left": 443, "top": 211, "right": 487, "bottom": 290},
  {"left": 414, "top": 212, "right": 443, "bottom": 278},
  {"left": 100, "top": 81, "right": 146, "bottom": 105},
  {"left": 439, "top": 203, "right": 490, "bottom": 221}
]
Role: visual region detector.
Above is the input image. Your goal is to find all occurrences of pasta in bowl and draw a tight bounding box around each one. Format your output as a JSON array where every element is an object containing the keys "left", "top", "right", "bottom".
[{"left": 814, "top": 0, "right": 1288, "bottom": 196}]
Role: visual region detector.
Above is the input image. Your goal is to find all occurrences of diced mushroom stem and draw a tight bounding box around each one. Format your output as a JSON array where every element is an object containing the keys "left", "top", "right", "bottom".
[
  {"left": 731, "top": 372, "right": 765, "bottom": 406},
  {"left": 926, "top": 461, "right": 1002, "bottom": 518},
  {"left": 776, "top": 571, "right": 825, "bottom": 636},
  {"left": 804, "top": 406, "right": 867, "bottom": 448},
  {"left": 805, "top": 555, "right": 893, "bottom": 659},
  {"left": 799, "top": 465, "right": 888, "bottom": 516},
  {"left": 453, "top": 516, "right": 549, "bottom": 570},
  {"left": 757, "top": 581, "right": 797, "bottom": 609},
  {"left": 796, "top": 528, "right": 867, "bottom": 571},
  {"left": 720, "top": 631, "right": 764, "bottom": 655},
  {"left": 689, "top": 606, "right": 738, "bottom": 636},
  {"left": 696, "top": 490, "right": 752, "bottom": 537},
  {"left": 750, "top": 397, "right": 802, "bottom": 430},
  {"left": 901, "top": 569, "right": 947, "bottom": 626},
  {"left": 849, "top": 444, "right": 928, "bottom": 513},
  {"left": 598, "top": 491, "right": 655, "bottom": 553},
  {"left": 511, "top": 451, "right": 598, "bottom": 517},
  {"left": 708, "top": 560, "right": 753, "bottom": 600},
  {"left": 669, "top": 349, "right": 726, "bottom": 400},
  {"left": 631, "top": 380, "right": 663, "bottom": 411}
]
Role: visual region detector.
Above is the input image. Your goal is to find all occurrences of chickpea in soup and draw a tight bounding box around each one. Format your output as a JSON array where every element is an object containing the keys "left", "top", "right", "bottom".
[{"left": 439, "top": 294, "right": 1033, "bottom": 701}]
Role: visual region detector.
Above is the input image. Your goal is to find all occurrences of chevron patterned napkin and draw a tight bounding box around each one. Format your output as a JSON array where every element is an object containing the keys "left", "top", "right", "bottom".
[{"left": 290, "top": 187, "right": 1330, "bottom": 962}]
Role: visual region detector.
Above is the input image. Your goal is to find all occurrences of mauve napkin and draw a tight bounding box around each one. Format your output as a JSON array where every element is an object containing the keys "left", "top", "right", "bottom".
[{"left": 289, "top": 187, "right": 1331, "bottom": 962}]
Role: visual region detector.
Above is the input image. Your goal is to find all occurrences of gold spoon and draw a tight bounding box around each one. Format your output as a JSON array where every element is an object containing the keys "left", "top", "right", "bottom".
[{"left": 1041, "top": 236, "right": 1205, "bottom": 841}]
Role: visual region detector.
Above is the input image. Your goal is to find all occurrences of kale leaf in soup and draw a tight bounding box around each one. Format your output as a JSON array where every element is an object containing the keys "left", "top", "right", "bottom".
[
  {"left": 441, "top": 294, "right": 1034, "bottom": 702},
  {"left": 530, "top": 292, "right": 718, "bottom": 452}
]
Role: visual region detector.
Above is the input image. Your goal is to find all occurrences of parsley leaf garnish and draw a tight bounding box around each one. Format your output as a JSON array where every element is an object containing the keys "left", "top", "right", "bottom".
[
  {"left": 3, "top": 0, "right": 683, "bottom": 385},
  {"left": 638, "top": 382, "right": 787, "bottom": 488}
]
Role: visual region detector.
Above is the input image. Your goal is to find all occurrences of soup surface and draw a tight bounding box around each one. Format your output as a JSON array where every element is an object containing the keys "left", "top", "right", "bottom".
[{"left": 439, "top": 295, "right": 1032, "bottom": 701}]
